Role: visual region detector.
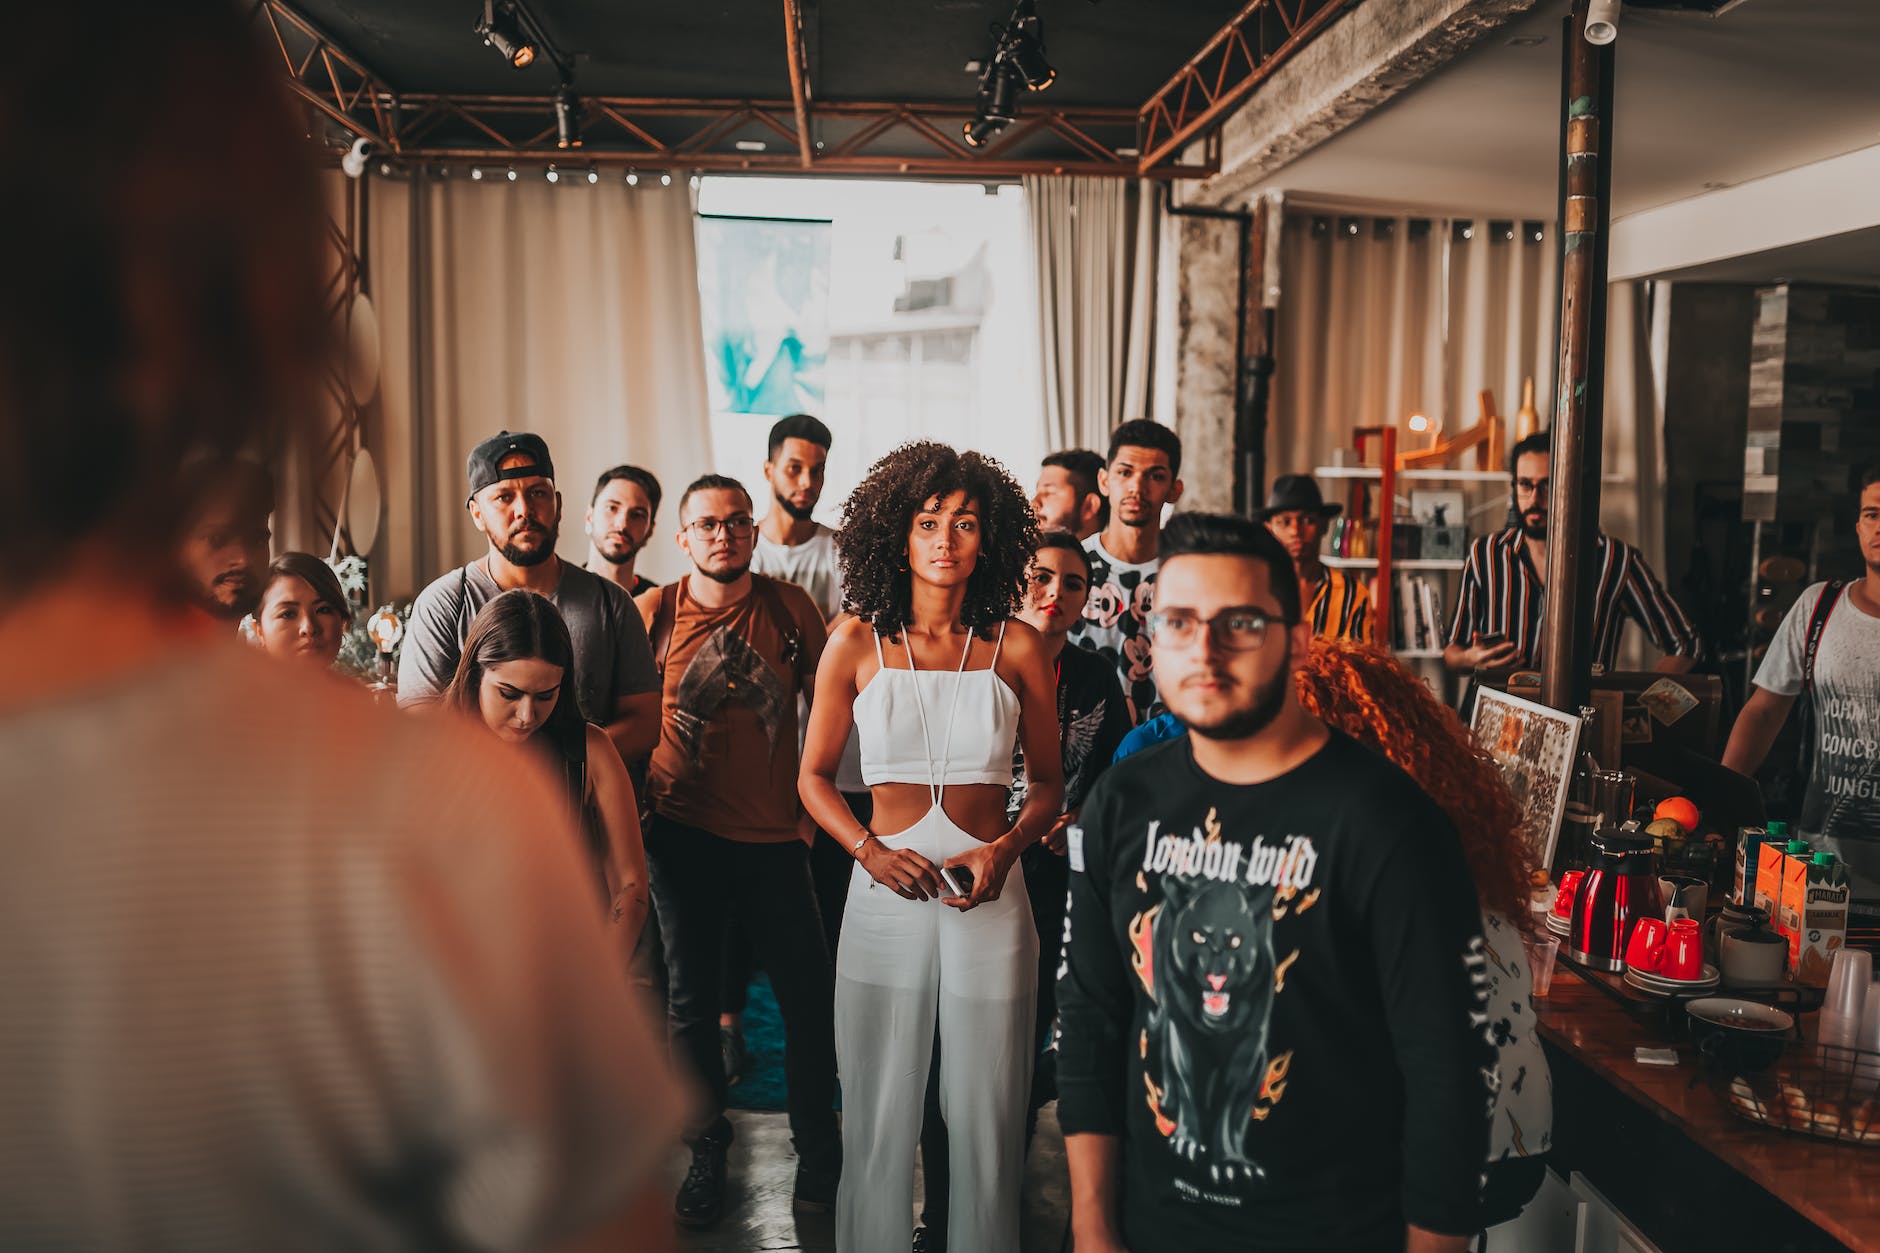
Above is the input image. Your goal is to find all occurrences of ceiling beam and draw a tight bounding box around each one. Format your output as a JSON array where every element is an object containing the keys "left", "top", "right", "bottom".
[
  {"left": 255, "top": 0, "right": 399, "bottom": 150},
  {"left": 783, "top": 0, "right": 815, "bottom": 168},
  {"left": 1136, "top": 0, "right": 1353, "bottom": 176}
]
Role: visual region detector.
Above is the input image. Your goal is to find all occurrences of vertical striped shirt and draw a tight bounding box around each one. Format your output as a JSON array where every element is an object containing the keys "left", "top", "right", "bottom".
[
  {"left": 1306, "top": 568, "right": 1371, "bottom": 643},
  {"left": 1446, "top": 528, "right": 1700, "bottom": 669}
]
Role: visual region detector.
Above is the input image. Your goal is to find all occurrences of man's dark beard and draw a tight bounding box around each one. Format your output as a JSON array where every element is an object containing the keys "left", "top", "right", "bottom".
[
  {"left": 774, "top": 489, "right": 816, "bottom": 523},
  {"left": 498, "top": 522, "right": 558, "bottom": 568},
  {"left": 1185, "top": 650, "right": 1292, "bottom": 743},
  {"left": 1519, "top": 511, "right": 1548, "bottom": 541},
  {"left": 697, "top": 558, "right": 753, "bottom": 585},
  {"left": 203, "top": 574, "right": 258, "bottom": 621}
]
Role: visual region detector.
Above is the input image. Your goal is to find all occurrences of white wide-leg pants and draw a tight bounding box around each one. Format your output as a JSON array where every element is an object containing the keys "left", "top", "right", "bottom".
[{"left": 834, "top": 804, "right": 1038, "bottom": 1253}]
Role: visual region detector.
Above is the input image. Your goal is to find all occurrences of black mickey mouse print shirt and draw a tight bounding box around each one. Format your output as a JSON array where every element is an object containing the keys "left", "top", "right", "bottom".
[
  {"left": 1055, "top": 731, "right": 1495, "bottom": 1251},
  {"left": 1069, "top": 535, "right": 1160, "bottom": 725}
]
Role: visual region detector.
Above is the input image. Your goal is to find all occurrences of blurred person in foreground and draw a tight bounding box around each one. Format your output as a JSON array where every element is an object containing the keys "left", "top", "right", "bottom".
[
  {"left": 0, "top": 6, "right": 684, "bottom": 1251},
  {"left": 251, "top": 553, "right": 349, "bottom": 672}
]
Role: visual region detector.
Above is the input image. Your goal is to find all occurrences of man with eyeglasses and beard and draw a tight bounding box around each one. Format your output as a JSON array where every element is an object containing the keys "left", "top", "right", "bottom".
[
  {"left": 634, "top": 475, "right": 842, "bottom": 1228},
  {"left": 1443, "top": 431, "right": 1699, "bottom": 678},
  {"left": 1056, "top": 512, "right": 1494, "bottom": 1253},
  {"left": 398, "top": 431, "right": 660, "bottom": 764},
  {"left": 586, "top": 463, "right": 663, "bottom": 597}
]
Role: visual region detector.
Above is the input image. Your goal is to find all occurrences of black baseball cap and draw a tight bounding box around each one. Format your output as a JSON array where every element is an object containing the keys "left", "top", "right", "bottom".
[{"left": 465, "top": 431, "right": 555, "bottom": 505}]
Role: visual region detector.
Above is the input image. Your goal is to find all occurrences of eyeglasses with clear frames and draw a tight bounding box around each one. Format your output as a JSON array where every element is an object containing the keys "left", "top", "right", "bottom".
[
  {"left": 686, "top": 515, "right": 755, "bottom": 539},
  {"left": 1144, "top": 608, "right": 1293, "bottom": 652}
]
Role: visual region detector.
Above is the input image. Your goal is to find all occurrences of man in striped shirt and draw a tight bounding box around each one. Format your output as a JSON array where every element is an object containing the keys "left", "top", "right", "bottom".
[
  {"left": 1444, "top": 433, "right": 1700, "bottom": 675},
  {"left": 1261, "top": 474, "right": 1372, "bottom": 643}
]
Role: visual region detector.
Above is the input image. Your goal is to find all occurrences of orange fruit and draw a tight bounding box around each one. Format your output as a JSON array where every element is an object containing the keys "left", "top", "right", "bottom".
[{"left": 1655, "top": 796, "right": 1700, "bottom": 833}]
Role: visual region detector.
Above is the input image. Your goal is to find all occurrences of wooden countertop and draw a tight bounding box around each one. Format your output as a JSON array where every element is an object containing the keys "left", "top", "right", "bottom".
[{"left": 1536, "top": 962, "right": 1880, "bottom": 1252}]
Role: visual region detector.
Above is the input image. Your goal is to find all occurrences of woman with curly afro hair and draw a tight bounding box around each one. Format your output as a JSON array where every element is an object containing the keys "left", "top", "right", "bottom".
[{"left": 800, "top": 440, "right": 1063, "bottom": 1253}]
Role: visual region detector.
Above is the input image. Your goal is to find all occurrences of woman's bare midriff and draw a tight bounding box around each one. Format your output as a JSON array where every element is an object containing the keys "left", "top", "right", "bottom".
[{"left": 868, "top": 781, "right": 1010, "bottom": 842}]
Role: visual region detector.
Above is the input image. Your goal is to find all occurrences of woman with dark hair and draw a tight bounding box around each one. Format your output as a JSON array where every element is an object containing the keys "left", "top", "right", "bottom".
[
  {"left": 801, "top": 441, "right": 1063, "bottom": 1253},
  {"left": 446, "top": 589, "right": 650, "bottom": 961},
  {"left": 251, "top": 552, "right": 348, "bottom": 671}
]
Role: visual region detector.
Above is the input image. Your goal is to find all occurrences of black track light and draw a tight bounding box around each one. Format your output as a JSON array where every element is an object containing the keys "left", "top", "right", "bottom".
[
  {"left": 964, "top": 59, "right": 1020, "bottom": 149},
  {"left": 477, "top": 0, "right": 536, "bottom": 69},
  {"left": 554, "top": 86, "right": 582, "bottom": 149},
  {"left": 1007, "top": 10, "right": 1055, "bottom": 91}
]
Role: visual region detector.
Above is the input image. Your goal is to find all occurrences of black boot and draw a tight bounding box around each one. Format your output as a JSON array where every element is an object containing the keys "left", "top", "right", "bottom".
[
  {"left": 675, "top": 1117, "right": 734, "bottom": 1228},
  {"left": 791, "top": 1137, "right": 841, "bottom": 1213}
]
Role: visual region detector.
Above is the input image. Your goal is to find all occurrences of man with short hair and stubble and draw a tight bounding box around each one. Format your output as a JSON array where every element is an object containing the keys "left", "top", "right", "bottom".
[
  {"left": 753, "top": 412, "right": 844, "bottom": 618},
  {"left": 1444, "top": 430, "right": 1700, "bottom": 678},
  {"left": 1033, "top": 448, "right": 1108, "bottom": 541},
  {"left": 1070, "top": 420, "right": 1186, "bottom": 724},
  {"left": 1056, "top": 512, "right": 1494, "bottom": 1253},
  {"left": 177, "top": 457, "right": 273, "bottom": 622},
  {"left": 1725, "top": 464, "right": 1880, "bottom": 900},
  {"left": 635, "top": 475, "right": 842, "bottom": 1228},
  {"left": 586, "top": 463, "right": 663, "bottom": 597},
  {"left": 398, "top": 430, "right": 661, "bottom": 764},
  {"left": 0, "top": 9, "right": 684, "bottom": 1249}
]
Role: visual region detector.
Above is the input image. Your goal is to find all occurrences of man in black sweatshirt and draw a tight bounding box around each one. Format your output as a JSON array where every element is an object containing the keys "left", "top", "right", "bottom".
[{"left": 1056, "top": 512, "right": 1495, "bottom": 1253}]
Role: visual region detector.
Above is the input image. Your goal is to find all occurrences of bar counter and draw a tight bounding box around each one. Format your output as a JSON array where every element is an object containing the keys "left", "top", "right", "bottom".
[{"left": 1536, "top": 962, "right": 1880, "bottom": 1252}]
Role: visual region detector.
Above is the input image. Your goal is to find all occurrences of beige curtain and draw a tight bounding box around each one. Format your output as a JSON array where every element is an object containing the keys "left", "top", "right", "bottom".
[
  {"left": 1270, "top": 212, "right": 1558, "bottom": 482},
  {"left": 364, "top": 175, "right": 712, "bottom": 600},
  {"left": 1024, "top": 175, "right": 1159, "bottom": 452}
]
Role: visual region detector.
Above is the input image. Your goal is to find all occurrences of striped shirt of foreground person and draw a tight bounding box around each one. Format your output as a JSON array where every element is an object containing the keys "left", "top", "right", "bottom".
[{"left": 0, "top": 647, "right": 688, "bottom": 1251}]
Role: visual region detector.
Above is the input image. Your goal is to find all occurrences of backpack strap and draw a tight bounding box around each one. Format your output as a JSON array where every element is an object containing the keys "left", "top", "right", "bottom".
[
  {"left": 650, "top": 582, "right": 681, "bottom": 679},
  {"left": 1803, "top": 581, "right": 1846, "bottom": 697}
]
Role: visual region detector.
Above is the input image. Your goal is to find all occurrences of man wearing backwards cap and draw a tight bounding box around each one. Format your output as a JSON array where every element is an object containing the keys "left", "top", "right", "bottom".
[
  {"left": 1259, "top": 474, "right": 1371, "bottom": 644},
  {"left": 398, "top": 430, "right": 661, "bottom": 762}
]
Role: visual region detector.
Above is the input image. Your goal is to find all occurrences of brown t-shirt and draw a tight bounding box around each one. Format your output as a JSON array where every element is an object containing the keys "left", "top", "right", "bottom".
[{"left": 638, "top": 575, "right": 825, "bottom": 842}]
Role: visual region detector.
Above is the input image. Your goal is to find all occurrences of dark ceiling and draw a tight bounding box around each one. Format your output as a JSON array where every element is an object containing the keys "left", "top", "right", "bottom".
[{"left": 293, "top": 0, "right": 1244, "bottom": 108}]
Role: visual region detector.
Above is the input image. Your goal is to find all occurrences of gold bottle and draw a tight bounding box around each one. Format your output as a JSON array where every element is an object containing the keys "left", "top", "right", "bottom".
[{"left": 1515, "top": 376, "right": 1542, "bottom": 441}]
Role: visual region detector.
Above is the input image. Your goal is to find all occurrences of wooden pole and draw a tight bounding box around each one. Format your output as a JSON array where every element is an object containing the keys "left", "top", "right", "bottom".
[
  {"left": 783, "top": 0, "right": 814, "bottom": 168},
  {"left": 1540, "top": 0, "right": 1615, "bottom": 713}
]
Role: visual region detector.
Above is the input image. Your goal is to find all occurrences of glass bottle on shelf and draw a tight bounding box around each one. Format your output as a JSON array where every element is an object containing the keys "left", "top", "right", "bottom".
[{"left": 1558, "top": 705, "right": 1601, "bottom": 873}]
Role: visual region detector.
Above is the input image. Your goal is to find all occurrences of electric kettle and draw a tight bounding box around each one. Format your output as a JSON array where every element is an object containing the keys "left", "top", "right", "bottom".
[{"left": 1567, "top": 821, "right": 1663, "bottom": 972}]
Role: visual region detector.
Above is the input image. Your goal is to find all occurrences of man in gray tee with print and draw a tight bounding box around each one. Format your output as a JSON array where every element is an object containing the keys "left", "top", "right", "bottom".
[
  {"left": 1727, "top": 465, "right": 1880, "bottom": 901},
  {"left": 398, "top": 430, "right": 661, "bottom": 763}
]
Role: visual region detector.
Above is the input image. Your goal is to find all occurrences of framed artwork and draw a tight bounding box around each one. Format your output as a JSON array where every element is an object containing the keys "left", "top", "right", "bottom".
[
  {"left": 1470, "top": 686, "right": 1583, "bottom": 869},
  {"left": 1409, "top": 489, "right": 1467, "bottom": 528}
]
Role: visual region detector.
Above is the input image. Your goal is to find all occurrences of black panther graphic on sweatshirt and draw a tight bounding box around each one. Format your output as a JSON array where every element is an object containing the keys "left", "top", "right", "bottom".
[{"left": 1055, "top": 730, "right": 1495, "bottom": 1251}]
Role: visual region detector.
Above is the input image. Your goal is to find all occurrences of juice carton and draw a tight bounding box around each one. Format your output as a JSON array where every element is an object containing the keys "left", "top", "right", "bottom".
[
  {"left": 1792, "top": 851, "right": 1851, "bottom": 988},
  {"left": 1734, "top": 824, "right": 1769, "bottom": 907},
  {"left": 1755, "top": 824, "right": 1797, "bottom": 921}
]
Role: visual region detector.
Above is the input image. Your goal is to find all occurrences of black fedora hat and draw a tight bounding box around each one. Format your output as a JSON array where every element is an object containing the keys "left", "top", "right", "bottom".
[{"left": 1256, "top": 474, "right": 1342, "bottom": 521}]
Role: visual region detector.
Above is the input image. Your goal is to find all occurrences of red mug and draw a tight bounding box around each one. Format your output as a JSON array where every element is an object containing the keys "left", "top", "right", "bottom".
[
  {"left": 1663, "top": 918, "right": 1704, "bottom": 981},
  {"left": 1625, "top": 917, "right": 1669, "bottom": 973},
  {"left": 1553, "top": 870, "right": 1584, "bottom": 918}
]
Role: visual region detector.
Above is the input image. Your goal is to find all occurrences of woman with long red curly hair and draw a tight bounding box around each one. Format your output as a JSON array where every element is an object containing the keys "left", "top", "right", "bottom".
[{"left": 1114, "top": 635, "right": 1554, "bottom": 1229}]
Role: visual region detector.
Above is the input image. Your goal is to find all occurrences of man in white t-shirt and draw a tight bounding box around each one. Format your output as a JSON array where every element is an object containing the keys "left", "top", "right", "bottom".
[
  {"left": 752, "top": 413, "right": 844, "bottom": 620},
  {"left": 1069, "top": 419, "right": 1185, "bottom": 724},
  {"left": 1725, "top": 467, "right": 1880, "bottom": 899}
]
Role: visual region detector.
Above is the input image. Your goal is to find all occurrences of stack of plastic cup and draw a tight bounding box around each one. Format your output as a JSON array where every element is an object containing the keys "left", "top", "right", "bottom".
[
  {"left": 1820, "top": 948, "right": 1872, "bottom": 1078},
  {"left": 1855, "top": 980, "right": 1880, "bottom": 1099}
]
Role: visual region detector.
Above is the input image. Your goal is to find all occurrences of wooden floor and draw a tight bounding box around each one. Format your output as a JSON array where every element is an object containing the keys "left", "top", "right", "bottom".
[{"left": 673, "top": 1105, "right": 1071, "bottom": 1253}]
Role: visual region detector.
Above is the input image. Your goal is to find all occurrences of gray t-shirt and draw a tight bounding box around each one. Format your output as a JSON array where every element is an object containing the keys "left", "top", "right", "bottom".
[
  {"left": 397, "top": 559, "right": 658, "bottom": 722},
  {"left": 1753, "top": 581, "right": 1880, "bottom": 893}
]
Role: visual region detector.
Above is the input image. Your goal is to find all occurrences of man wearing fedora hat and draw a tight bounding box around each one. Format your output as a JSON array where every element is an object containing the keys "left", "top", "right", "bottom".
[{"left": 1259, "top": 474, "right": 1371, "bottom": 644}]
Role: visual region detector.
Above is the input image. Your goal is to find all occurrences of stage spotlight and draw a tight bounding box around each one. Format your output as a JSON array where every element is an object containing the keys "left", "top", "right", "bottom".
[
  {"left": 1006, "top": 7, "right": 1054, "bottom": 91},
  {"left": 554, "top": 85, "right": 582, "bottom": 149},
  {"left": 660, "top": 172, "right": 672, "bottom": 186},
  {"left": 626, "top": 169, "right": 639, "bottom": 186},
  {"left": 963, "top": 59, "right": 1020, "bottom": 148},
  {"left": 586, "top": 168, "right": 599, "bottom": 184},
  {"left": 545, "top": 165, "right": 559, "bottom": 183},
  {"left": 340, "top": 136, "right": 371, "bottom": 180},
  {"left": 476, "top": 0, "right": 537, "bottom": 68}
]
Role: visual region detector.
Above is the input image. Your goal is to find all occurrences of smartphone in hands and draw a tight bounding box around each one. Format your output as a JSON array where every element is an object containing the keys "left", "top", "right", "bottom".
[{"left": 940, "top": 865, "right": 976, "bottom": 899}]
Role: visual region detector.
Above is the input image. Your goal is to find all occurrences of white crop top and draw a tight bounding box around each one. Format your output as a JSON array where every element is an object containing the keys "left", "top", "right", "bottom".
[{"left": 853, "top": 624, "right": 1020, "bottom": 791}]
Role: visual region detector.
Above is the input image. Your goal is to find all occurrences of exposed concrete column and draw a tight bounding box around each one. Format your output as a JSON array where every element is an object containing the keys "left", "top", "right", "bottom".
[{"left": 1164, "top": 211, "right": 1243, "bottom": 512}]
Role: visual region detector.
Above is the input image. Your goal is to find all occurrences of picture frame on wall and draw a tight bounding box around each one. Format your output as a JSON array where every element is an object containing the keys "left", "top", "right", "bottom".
[
  {"left": 1470, "top": 686, "right": 1583, "bottom": 869},
  {"left": 1410, "top": 489, "right": 1469, "bottom": 561}
]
